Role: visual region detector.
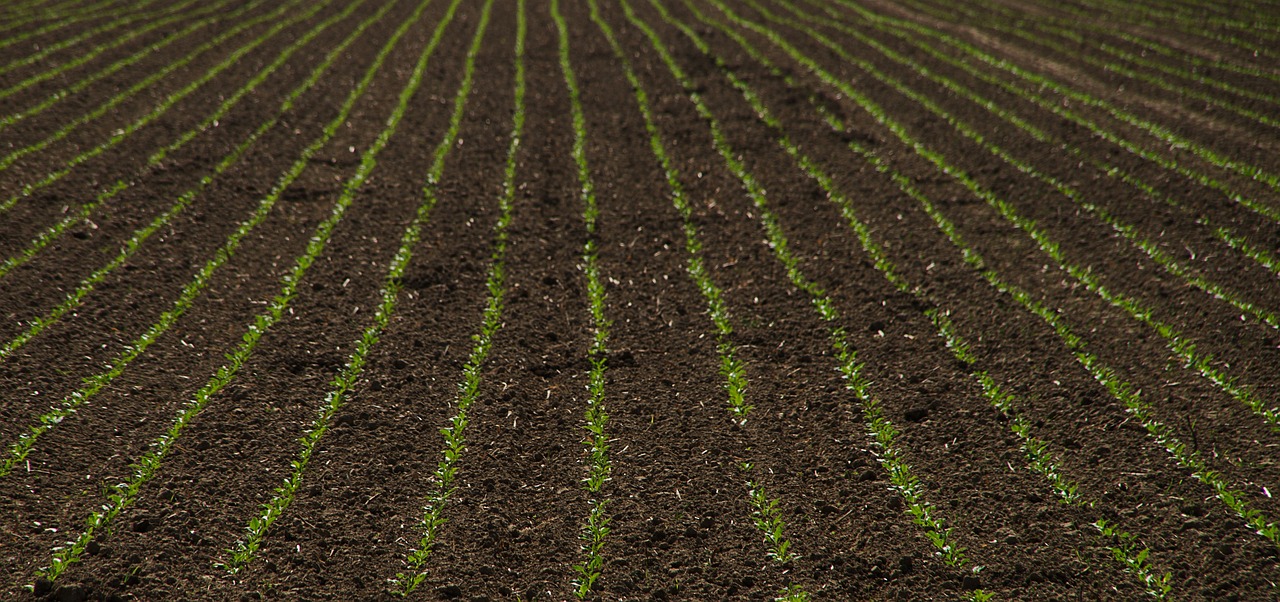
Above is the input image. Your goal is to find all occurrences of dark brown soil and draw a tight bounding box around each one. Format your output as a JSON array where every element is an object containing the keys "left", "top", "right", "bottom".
[{"left": 2, "top": 0, "right": 1279, "bottom": 600}]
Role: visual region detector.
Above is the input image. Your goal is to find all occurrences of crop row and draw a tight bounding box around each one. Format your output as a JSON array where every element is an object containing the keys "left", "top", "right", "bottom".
[
  {"left": 552, "top": 0, "right": 619, "bottom": 594},
  {"left": 641, "top": 4, "right": 1169, "bottom": 586},
  {"left": 628, "top": 0, "right": 994, "bottom": 593},
  {"left": 0, "top": 0, "right": 363, "bottom": 476},
  {"left": 1072, "top": 0, "right": 1280, "bottom": 41},
  {"left": 1046, "top": 0, "right": 1280, "bottom": 60},
  {"left": 959, "top": 0, "right": 1280, "bottom": 90},
  {"left": 585, "top": 0, "right": 808, "bottom": 598},
  {"left": 21, "top": 0, "right": 446, "bottom": 588},
  {"left": 4, "top": 0, "right": 1277, "bottom": 597},
  {"left": 644, "top": 0, "right": 1280, "bottom": 594},
  {"left": 0, "top": 0, "right": 313, "bottom": 208},
  {"left": 906, "top": 0, "right": 1280, "bottom": 126},
  {"left": 887, "top": 0, "right": 1280, "bottom": 278},
  {"left": 0, "top": 0, "right": 162, "bottom": 58},
  {"left": 0, "top": 0, "right": 394, "bottom": 368},
  {"left": 0, "top": 0, "right": 208, "bottom": 104},
  {"left": 0, "top": 0, "right": 372, "bottom": 283},
  {"left": 757, "top": 0, "right": 1280, "bottom": 430},
  {"left": 2, "top": 0, "right": 125, "bottom": 26},
  {"left": 397, "top": 0, "right": 523, "bottom": 593},
  {"left": 846, "top": 0, "right": 1280, "bottom": 271},
  {"left": 223, "top": 0, "right": 481, "bottom": 577},
  {"left": 0, "top": 0, "right": 236, "bottom": 133},
  {"left": 907, "top": 3, "right": 1280, "bottom": 194},
  {"left": 687, "top": 0, "right": 1280, "bottom": 556}
]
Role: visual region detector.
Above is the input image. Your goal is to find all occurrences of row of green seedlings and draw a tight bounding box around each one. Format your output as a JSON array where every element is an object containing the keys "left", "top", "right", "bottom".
[
  {"left": 0, "top": 0, "right": 312, "bottom": 207},
  {"left": 5, "top": 0, "right": 104, "bottom": 14},
  {"left": 0, "top": 0, "right": 389, "bottom": 355},
  {"left": 904, "top": 0, "right": 1280, "bottom": 127},
  {"left": 831, "top": 0, "right": 1280, "bottom": 292},
  {"left": 930, "top": 0, "right": 1280, "bottom": 130},
  {"left": 669, "top": 0, "right": 1083, "bottom": 511},
  {"left": 896, "top": 0, "right": 1280, "bottom": 237},
  {"left": 0, "top": 0, "right": 239, "bottom": 133},
  {"left": 0, "top": 0, "right": 83, "bottom": 21},
  {"left": 1, "top": 0, "right": 123, "bottom": 23},
  {"left": 0, "top": 0, "right": 160, "bottom": 60},
  {"left": 631, "top": 0, "right": 979, "bottom": 588},
  {"left": 1082, "top": 22, "right": 1280, "bottom": 93},
  {"left": 0, "top": 0, "right": 317, "bottom": 211},
  {"left": 223, "top": 0, "right": 480, "bottom": 574},
  {"left": 26, "top": 0, "right": 443, "bottom": 586},
  {"left": 874, "top": 0, "right": 1280, "bottom": 208},
  {"left": 681, "top": 0, "right": 1280, "bottom": 564},
  {"left": 764, "top": 0, "right": 1280, "bottom": 431},
  {"left": 655, "top": 0, "right": 1192, "bottom": 595},
  {"left": 586, "top": 1, "right": 805, "bottom": 599},
  {"left": 1053, "top": 0, "right": 1280, "bottom": 61},
  {"left": 0, "top": 0, "right": 143, "bottom": 57},
  {"left": 1074, "top": 0, "right": 1280, "bottom": 41},
  {"left": 0, "top": 0, "right": 309, "bottom": 203},
  {"left": 0, "top": 0, "right": 372, "bottom": 284},
  {"left": 932, "top": 0, "right": 1280, "bottom": 311},
  {"left": 12, "top": 0, "right": 143, "bottom": 15},
  {"left": 783, "top": 0, "right": 1280, "bottom": 331},
  {"left": 0, "top": 0, "right": 420, "bottom": 479},
  {"left": 1142, "top": 0, "right": 1280, "bottom": 24},
  {"left": 912, "top": 0, "right": 1280, "bottom": 92},
  {"left": 552, "top": 0, "right": 617, "bottom": 595},
  {"left": 0, "top": 0, "right": 202, "bottom": 102},
  {"left": 0, "top": 0, "right": 82, "bottom": 20},
  {"left": 395, "top": 0, "right": 522, "bottom": 594},
  {"left": 0, "top": 0, "right": 97, "bottom": 28}
]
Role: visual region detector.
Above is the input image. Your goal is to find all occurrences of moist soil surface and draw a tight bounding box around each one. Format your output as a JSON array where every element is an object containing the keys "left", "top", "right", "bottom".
[{"left": 2, "top": 0, "right": 1280, "bottom": 600}]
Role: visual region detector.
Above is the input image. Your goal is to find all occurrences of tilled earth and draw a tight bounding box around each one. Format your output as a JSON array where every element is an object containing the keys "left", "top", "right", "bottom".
[{"left": 2, "top": 0, "right": 1280, "bottom": 599}]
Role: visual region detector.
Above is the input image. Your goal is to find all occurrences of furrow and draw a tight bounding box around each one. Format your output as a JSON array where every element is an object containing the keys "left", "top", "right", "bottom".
[
  {"left": 752, "top": 0, "right": 1280, "bottom": 432},
  {"left": 909, "top": 0, "right": 1280, "bottom": 116},
  {"left": 393, "top": 1, "right": 520, "bottom": 592},
  {"left": 944, "top": 0, "right": 1280, "bottom": 92},
  {"left": 645, "top": 0, "right": 1173, "bottom": 596},
  {"left": 0, "top": 0, "right": 126, "bottom": 47},
  {"left": 885, "top": 0, "right": 1280, "bottom": 283},
  {"left": 585, "top": 1, "right": 806, "bottom": 598},
  {"left": 1069, "top": 0, "right": 1280, "bottom": 43},
  {"left": 688, "top": 0, "right": 1280, "bottom": 555},
  {"left": 222, "top": 0, "right": 481, "bottom": 575},
  {"left": 634, "top": 0, "right": 981, "bottom": 586},
  {"left": 0, "top": 0, "right": 154, "bottom": 56},
  {"left": 0, "top": 0, "right": 369, "bottom": 285},
  {"left": 0, "top": 0, "right": 311, "bottom": 195},
  {"left": 0, "top": 0, "right": 397, "bottom": 479},
  {"left": 552, "top": 0, "right": 617, "bottom": 595},
  {"left": 23, "top": 0, "right": 440, "bottom": 586},
  {"left": 0, "top": 0, "right": 208, "bottom": 103},
  {"left": 848, "top": 1, "right": 1280, "bottom": 226},
  {"left": 1038, "top": 0, "right": 1280, "bottom": 61},
  {"left": 3, "top": 0, "right": 122, "bottom": 21},
  {"left": 0, "top": 0, "right": 241, "bottom": 135}
]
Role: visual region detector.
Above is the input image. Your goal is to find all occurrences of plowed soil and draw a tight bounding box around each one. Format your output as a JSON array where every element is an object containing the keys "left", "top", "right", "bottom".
[{"left": 3, "top": 0, "right": 1279, "bottom": 600}]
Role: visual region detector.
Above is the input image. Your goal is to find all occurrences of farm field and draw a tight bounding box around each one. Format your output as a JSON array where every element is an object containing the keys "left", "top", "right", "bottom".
[{"left": 2, "top": 0, "right": 1280, "bottom": 598}]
